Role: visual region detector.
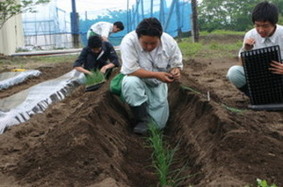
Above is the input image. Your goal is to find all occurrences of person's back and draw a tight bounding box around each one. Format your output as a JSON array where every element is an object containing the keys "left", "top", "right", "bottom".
[
  {"left": 89, "top": 22, "right": 112, "bottom": 38},
  {"left": 87, "top": 21, "right": 124, "bottom": 42}
]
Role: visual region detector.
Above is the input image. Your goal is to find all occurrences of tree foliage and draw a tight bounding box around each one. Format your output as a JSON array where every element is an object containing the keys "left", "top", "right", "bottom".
[
  {"left": 0, "top": 0, "right": 50, "bottom": 29},
  {"left": 198, "top": 0, "right": 283, "bottom": 32}
]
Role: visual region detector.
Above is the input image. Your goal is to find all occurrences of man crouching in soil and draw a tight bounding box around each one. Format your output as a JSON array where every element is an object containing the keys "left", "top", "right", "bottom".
[{"left": 119, "top": 17, "right": 183, "bottom": 135}]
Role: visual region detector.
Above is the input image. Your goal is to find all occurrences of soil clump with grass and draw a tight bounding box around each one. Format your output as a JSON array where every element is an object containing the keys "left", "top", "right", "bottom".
[{"left": 0, "top": 35, "right": 283, "bottom": 187}]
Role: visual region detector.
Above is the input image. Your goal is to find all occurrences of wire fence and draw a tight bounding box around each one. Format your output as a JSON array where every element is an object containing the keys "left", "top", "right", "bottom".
[{"left": 22, "top": 0, "right": 191, "bottom": 50}]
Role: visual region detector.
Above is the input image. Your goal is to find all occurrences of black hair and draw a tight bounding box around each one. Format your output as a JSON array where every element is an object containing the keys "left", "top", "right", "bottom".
[
  {"left": 88, "top": 35, "right": 102, "bottom": 48},
  {"left": 135, "top": 17, "right": 163, "bottom": 38},
  {"left": 252, "top": 1, "right": 279, "bottom": 25},
  {"left": 114, "top": 21, "right": 124, "bottom": 30}
]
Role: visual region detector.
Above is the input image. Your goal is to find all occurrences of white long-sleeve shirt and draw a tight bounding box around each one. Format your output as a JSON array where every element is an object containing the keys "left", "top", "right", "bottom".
[
  {"left": 89, "top": 22, "right": 113, "bottom": 38},
  {"left": 120, "top": 31, "right": 183, "bottom": 75},
  {"left": 239, "top": 24, "right": 283, "bottom": 59}
]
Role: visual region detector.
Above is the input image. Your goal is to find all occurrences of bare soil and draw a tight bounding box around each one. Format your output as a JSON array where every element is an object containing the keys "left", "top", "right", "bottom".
[{"left": 0, "top": 35, "right": 283, "bottom": 187}]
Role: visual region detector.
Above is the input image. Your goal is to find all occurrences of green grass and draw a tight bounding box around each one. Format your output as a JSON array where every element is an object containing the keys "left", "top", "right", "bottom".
[
  {"left": 147, "top": 122, "right": 174, "bottom": 186},
  {"left": 208, "top": 40, "right": 242, "bottom": 51},
  {"left": 147, "top": 121, "right": 191, "bottom": 186},
  {"left": 147, "top": 122, "right": 175, "bottom": 186},
  {"left": 178, "top": 30, "right": 243, "bottom": 59},
  {"left": 178, "top": 40, "right": 203, "bottom": 57},
  {"left": 34, "top": 55, "right": 77, "bottom": 63},
  {"left": 179, "top": 39, "right": 242, "bottom": 59},
  {"left": 181, "top": 85, "right": 202, "bottom": 95},
  {"left": 200, "top": 30, "right": 245, "bottom": 36},
  {"left": 256, "top": 178, "right": 278, "bottom": 187},
  {"left": 0, "top": 55, "right": 77, "bottom": 70},
  {"left": 84, "top": 70, "right": 105, "bottom": 86},
  {"left": 222, "top": 104, "right": 246, "bottom": 114}
]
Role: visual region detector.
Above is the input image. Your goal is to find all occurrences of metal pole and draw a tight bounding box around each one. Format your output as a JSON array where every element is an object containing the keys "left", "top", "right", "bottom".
[
  {"left": 159, "top": 0, "right": 164, "bottom": 25},
  {"left": 191, "top": 0, "right": 199, "bottom": 42},
  {"left": 164, "top": 0, "right": 176, "bottom": 31},
  {"left": 127, "top": 0, "right": 129, "bottom": 32},
  {"left": 141, "top": 0, "right": 144, "bottom": 19},
  {"left": 150, "top": 0, "right": 153, "bottom": 17},
  {"left": 71, "top": 0, "right": 80, "bottom": 48},
  {"left": 176, "top": 0, "right": 182, "bottom": 40}
]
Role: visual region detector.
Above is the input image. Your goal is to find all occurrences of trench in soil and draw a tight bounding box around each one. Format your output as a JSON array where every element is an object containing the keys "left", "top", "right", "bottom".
[{"left": 6, "top": 80, "right": 263, "bottom": 186}]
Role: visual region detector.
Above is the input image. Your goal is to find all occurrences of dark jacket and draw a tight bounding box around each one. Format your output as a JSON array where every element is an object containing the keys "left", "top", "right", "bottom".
[{"left": 73, "top": 41, "right": 119, "bottom": 71}]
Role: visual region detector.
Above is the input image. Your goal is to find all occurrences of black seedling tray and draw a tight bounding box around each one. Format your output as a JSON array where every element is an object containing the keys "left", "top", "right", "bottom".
[
  {"left": 241, "top": 45, "right": 283, "bottom": 110},
  {"left": 85, "top": 81, "right": 105, "bottom": 92}
]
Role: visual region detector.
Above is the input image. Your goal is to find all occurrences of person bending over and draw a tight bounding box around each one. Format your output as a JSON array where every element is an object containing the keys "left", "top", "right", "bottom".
[
  {"left": 87, "top": 21, "right": 124, "bottom": 42},
  {"left": 73, "top": 35, "right": 120, "bottom": 78}
]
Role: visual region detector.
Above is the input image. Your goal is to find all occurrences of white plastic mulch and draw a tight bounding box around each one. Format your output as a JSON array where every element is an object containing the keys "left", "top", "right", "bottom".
[{"left": 0, "top": 70, "right": 85, "bottom": 134}]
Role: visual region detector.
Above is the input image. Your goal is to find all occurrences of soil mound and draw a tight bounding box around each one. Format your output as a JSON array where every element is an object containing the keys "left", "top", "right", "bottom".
[{"left": 0, "top": 80, "right": 158, "bottom": 186}]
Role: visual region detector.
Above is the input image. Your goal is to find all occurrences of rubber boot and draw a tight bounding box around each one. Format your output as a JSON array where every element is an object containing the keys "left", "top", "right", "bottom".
[
  {"left": 238, "top": 84, "right": 250, "bottom": 97},
  {"left": 130, "top": 102, "right": 149, "bottom": 135}
]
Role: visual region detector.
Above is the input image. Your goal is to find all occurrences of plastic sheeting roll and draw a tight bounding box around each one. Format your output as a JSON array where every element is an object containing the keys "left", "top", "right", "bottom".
[
  {"left": 0, "top": 70, "right": 85, "bottom": 134},
  {"left": 0, "top": 70, "right": 41, "bottom": 90}
]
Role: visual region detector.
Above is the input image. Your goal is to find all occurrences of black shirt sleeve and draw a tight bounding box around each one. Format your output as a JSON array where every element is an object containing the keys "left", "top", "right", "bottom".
[
  {"left": 105, "top": 42, "right": 120, "bottom": 67},
  {"left": 73, "top": 47, "right": 88, "bottom": 68}
]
